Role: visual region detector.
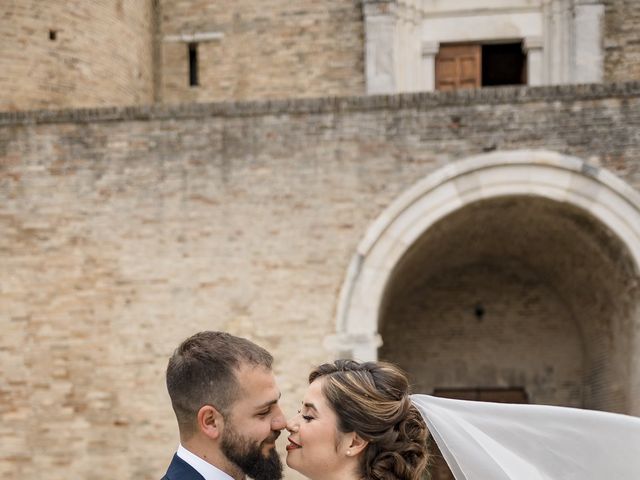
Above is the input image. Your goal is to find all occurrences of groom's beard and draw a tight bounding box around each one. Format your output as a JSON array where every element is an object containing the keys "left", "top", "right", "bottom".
[{"left": 221, "top": 424, "right": 283, "bottom": 480}]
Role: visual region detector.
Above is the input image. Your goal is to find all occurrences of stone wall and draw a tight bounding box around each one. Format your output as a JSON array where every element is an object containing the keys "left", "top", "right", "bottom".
[
  {"left": 0, "top": 0, "right": 154, "bottom": 111},
  {"left": 158, "top": 0, "right": 365, "bottom": 103},
  {"left": 1, "top": 82, "right": 640, "bottom": 479}
]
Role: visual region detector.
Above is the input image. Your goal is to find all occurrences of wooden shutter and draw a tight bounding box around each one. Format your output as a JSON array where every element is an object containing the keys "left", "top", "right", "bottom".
[{"left": 435, "top": 44, "right": 481, "bottom": 91}]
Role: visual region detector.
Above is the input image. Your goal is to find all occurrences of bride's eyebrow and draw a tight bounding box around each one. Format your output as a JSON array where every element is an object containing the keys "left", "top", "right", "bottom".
[{"left": 302, "top": 402, "right": 318, "bottom": 412}]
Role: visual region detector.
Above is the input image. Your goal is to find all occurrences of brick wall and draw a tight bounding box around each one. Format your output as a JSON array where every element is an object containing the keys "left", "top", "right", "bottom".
[
  {"left": 0, "top": 0, "right": 154, "bottom": 111},
  {"left": 0, "top": 82, "right": 639, "bottom": 479},
  {"left": 603, "top": 0, "right": 640, "bottom": 82},
  {"left": 381, "top": 262, "right": 584, "bottom": 405},
  {"left": 158, "top": 0, "right": 365, "bottom": 103}
]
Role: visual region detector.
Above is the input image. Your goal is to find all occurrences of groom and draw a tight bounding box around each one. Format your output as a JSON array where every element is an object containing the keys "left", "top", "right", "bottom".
[{"left": 161, "top": 331, "right": 286, "bottom": 480}]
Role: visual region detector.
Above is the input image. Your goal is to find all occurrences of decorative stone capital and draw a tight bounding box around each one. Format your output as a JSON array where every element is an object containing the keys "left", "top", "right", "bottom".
[
  {"left": 422, "top": 41, "right": 439, "bottom": 56},
  {"left": 523, "top": 36, "right": 543, "bottom": 52},
  {"left": 323, "top": 332, "right": 383, "bottom": 358},
  {"left": 363, "top": 0, "right": 395, "bottom": 17},
  {"left": 395, "top": 0, "right": 422, "bottom": 23}
]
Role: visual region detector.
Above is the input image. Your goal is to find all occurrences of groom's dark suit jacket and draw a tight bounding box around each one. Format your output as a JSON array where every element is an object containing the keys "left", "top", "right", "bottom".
[{"left": 161, "top": 454, "right": 206, "bottom": 480}]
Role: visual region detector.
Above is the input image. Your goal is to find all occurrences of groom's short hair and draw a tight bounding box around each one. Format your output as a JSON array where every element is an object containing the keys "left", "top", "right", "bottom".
[{"left": 166, "top": 331, "right": 273, "bottom": 437}]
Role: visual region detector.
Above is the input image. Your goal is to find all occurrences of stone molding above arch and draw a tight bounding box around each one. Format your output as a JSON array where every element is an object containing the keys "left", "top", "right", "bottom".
[{"left": 324, "top": 150, "right": 640, "bottom": 364}]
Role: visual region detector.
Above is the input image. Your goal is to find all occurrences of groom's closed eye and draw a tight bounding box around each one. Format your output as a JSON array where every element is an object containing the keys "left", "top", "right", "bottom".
[
  {"left": 255, "top": 395, "right": 281, "bottom": 417},
  {"left": 257, "top": 408, "right": 272, "bottom": 417}
]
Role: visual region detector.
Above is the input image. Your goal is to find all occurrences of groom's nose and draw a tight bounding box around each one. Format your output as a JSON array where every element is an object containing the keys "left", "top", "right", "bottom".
[{"left": 271, "top": 405, "right": 286, "bottom": 431}]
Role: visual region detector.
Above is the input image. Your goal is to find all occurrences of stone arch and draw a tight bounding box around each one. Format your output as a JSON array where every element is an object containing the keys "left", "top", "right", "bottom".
[{"left": 325, "top": 150, "right": 640, "bottom": 413}]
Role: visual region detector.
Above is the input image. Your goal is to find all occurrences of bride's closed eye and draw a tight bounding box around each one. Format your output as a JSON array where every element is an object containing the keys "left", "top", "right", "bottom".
[{"left": 297, "top": 409, "right": 315, "bottom": 422}]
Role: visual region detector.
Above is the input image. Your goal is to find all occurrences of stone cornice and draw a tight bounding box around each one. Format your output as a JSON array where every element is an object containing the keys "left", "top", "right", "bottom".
[{"left": 1, "top": 82, "right": 639, "bottom": 126}]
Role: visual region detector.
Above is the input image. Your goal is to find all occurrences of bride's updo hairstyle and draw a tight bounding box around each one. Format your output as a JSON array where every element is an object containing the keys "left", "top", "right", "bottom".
[{"left": 309, "top": 360, "right": 428, "bottom": 480}]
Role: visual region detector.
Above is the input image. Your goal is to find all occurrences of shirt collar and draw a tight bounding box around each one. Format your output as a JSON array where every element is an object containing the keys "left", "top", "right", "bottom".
[{"left": 176, "top": 444, "right": 236, "bottom": 480}]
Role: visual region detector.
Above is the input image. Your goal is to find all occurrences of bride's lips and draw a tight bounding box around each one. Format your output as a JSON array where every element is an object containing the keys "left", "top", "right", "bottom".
[{"left": 286, "top": 436, "right": 302, "bottom": 451}]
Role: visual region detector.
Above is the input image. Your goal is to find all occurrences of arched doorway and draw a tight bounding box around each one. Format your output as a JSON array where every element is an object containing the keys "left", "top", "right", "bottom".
[{"left": 326, "top": 150, "right": 640, "bottom": 414}]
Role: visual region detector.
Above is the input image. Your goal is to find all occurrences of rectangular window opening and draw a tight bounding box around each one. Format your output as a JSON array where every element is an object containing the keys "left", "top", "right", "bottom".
[
  {"left": 435, "top": 41, "right": 527, "bottom": 91},
  {"left": 49, "top": 30, "right": 57, "bottom": 41},
  {"left": 188, "top": 42, "right": 199, "bottom": 87}
]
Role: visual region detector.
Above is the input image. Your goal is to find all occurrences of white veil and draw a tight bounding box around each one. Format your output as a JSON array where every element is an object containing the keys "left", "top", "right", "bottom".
[{"left": 411, "top": 394, "right": 640, "bottom": 480}]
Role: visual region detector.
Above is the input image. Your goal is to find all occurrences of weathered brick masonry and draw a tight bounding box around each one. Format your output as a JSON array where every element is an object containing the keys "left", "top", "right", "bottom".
[
  {"left": 2, "top": 1, "right": 640, "bottom": 111},
  {"left": 0, "top": 83, "right": 640, "bottom": 479},
  {"left": 603, "top": 0, "right": 640, "bottom": 82},
  {"left": 0, "top": 0, "right": 154, "bottom": 111},
  {"left": 159, "top": 0, "right": 365, "bottom": 103}
]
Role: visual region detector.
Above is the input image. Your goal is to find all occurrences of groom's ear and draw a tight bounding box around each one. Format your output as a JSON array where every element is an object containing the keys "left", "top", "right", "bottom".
[
  {"left": 197, "top": 405, "right": 224, "bottom": 440},
  {"left": 346, "top": 432, "right": 368, "bottom": 456}
]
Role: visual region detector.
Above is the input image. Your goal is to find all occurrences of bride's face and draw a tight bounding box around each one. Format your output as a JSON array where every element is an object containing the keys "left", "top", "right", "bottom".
[{"left": 285, "top": 379, "right": 352, "bottom": 479}]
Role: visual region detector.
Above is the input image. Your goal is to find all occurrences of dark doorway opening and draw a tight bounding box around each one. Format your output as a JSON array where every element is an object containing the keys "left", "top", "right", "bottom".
[{"left": 482, "top": 42, "right": 526, "bottom": 86}]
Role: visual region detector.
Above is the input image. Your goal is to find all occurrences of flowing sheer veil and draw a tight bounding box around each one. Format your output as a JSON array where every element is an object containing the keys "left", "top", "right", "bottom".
[{"left": 411, "top": 394, "right": 640, "bottom": 480}]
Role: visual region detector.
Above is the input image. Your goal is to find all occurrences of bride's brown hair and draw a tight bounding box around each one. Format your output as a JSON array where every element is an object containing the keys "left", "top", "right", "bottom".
[{"left": 309, "top": 360, "right": 429, "bottom": 480}]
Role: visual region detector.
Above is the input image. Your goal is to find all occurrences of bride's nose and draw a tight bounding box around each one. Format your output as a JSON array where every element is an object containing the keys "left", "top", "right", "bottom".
[{"left": 286, "top": 416, "right": 299, "bottom": 433}]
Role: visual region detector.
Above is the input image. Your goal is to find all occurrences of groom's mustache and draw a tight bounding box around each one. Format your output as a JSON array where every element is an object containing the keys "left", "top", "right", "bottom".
[{"left": 264, "top": 430, "right": 281, "bottom": 444}]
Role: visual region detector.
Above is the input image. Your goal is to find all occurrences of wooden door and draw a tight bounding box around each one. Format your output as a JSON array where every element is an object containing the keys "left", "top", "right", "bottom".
[{"left": 435, "top": 44, "right": 481, "bottom": 91}]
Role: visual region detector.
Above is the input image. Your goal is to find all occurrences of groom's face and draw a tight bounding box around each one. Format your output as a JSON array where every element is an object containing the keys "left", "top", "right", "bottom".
[{"left": 221, "top": 364, "right": 285, "bottom": 480}]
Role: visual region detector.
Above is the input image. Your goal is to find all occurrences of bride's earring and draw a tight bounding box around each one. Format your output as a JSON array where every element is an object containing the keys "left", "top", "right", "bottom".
[{"left": 346, "top": 450, "right": 352, "bottom": 456}]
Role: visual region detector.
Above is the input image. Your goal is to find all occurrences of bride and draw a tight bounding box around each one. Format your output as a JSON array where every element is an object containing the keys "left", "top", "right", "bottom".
[
  {"left": 286, "top": 359, "right": 640, "bottom": 480},
  {"left": 286, "top": 359, "right": 428, "bottom": 480}
]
